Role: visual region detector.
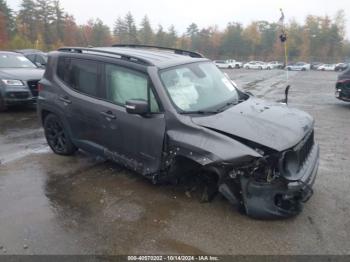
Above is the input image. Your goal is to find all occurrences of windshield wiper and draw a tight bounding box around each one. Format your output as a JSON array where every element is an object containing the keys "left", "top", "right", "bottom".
[
  {"left": 215, "top": 100, "right": 240, "bottom": 113},
  {"left": 180, "top": 110, "right": 219, "bottom": 115}
]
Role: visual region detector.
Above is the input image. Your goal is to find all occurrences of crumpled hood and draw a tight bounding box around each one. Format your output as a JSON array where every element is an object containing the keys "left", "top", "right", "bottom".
[
  {"left": 0, "top": 68, "right": 44, "bottom": 81},
  {"left": 191, "top": 97, "right": 314, "bottom": 152}
]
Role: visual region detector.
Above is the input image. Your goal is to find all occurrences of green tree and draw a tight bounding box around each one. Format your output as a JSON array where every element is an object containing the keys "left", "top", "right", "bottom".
[
  {"left": 90, "top": 18, "right": 111, "bottom": 46},
  {"left": 124, "top": 12, "right": 138, "bottom": 44},
  {"left": 0, "top": 0, "right": 14, "bottom": 46},
  {"left": 221, "top": 22, "right": 246, "bottom": 59},
  {"left": 186, "top": 22, "right": 199, "bottom": 49},
  {"left": 155, "top": 25, "right": 166, "bottom": 46},
  {"left": 17, "top": 0, "right": 37, "bottom": 43},
  {"left": 138, "top": 15, "right": 154, "bottom": 45},
  {"left": 113, "top": 16, "right": 127, "bottom": 44},
  {"left": 163, "top": 25, "right": 177, "bottom": 47},
  {"left": 52, "top": 0, "right": 65, "bottom": 44},
  {"left": 35, "top": 0, "right": 55, "bottom": 47}
]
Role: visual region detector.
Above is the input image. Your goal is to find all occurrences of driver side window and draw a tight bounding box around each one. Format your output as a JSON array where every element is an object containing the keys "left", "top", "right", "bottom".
[{"left": 105, "top": 64, "right": 160, "bottom": 113}]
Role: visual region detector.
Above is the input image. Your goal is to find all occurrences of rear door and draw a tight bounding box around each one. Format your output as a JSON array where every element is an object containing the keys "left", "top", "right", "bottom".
[
  {"left": 101, "top": 63, "right": 166, "bottom": 175},
  {"left": 56, "top": 57, "right": 120, "bottom": 155}
]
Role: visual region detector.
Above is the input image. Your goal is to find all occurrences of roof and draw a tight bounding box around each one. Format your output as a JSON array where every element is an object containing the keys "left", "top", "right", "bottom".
[
  {"left": 16, "top": 49, "right": 43, "bottom": 54},
  {"left": 58, "top": 46, "right": 209, "bottom": 69},
  {"left": 0, "top": 51, "right": 27, "bottom": 56}
]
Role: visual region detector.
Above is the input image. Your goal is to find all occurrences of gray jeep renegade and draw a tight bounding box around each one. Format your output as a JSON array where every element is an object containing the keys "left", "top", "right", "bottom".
[{"left": 37, "top": 45, "right": 319, "bottom": 219}]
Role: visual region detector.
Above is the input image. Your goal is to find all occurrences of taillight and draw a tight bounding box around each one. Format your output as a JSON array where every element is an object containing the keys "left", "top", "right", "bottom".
[{"left": 38, "top": 83, "right": 44, "bottom": 92}]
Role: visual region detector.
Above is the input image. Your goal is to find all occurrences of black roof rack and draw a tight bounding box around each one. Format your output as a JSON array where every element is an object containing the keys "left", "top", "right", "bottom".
[
  {"left": 111, "top": 44, "right": 204, "bottom": 58},
  {"left": 57, "top": 47, "right": 154, "bottom": 66}
]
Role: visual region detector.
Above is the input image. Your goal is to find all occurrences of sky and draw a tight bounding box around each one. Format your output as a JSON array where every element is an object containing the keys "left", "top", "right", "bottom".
[{"left": 7, "top": 0, "right": 350, "bottom": 38}]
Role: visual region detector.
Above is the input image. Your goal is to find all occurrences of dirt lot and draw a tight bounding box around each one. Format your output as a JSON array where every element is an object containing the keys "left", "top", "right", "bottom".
[{"left": 0, "top": 69, "right": 349, "bottom": 255}]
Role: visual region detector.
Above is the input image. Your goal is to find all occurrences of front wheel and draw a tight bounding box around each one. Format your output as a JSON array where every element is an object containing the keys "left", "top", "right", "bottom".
[{"left": 44, "top": 114, "right": 77, "bottom": 155}]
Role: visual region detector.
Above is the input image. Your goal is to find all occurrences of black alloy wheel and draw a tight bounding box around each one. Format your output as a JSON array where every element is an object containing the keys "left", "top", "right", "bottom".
[{"left": 44, "top": 114, "right": 77, "bottom": 155}]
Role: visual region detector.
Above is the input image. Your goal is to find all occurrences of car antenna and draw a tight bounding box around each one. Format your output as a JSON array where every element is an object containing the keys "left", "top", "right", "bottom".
[{"left": 278, "top": 8, "right": 291, "bottom": 104}]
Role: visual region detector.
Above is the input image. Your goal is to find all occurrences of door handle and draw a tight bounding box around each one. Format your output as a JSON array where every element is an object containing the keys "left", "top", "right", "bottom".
[
  {"left": 100, "top": 111, "right": 116, "bottom": 120},
  {"left": 59, "top": 96, "right": 72, "bottom": 104}
]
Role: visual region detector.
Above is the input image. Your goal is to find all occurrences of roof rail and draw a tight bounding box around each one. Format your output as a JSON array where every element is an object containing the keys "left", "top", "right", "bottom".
[
  {"left": 111, "top": 44, "right": 204, "bottom": 58},
  {"left": 57, "top": 47, "right": 154, "bottom": 66}
]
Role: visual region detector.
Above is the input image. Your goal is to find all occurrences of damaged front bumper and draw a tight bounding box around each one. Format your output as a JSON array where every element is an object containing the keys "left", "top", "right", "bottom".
[{"left": 240, "top": 143, "right": 319, "bottom": 219}]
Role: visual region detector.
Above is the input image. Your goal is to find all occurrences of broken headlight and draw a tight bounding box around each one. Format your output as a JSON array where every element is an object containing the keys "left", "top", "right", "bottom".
[
  {"left": 282, "top": 150, "right": 299, "bottom": 179},
  {"left": 230, "top": 156, "right": 280, "bottom": 183}
]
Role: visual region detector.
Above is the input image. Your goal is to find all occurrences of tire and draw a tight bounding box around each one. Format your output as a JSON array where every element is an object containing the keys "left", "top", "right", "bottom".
[
  {"left": 259, "top": 66, "right": 263, "bottom": 70},
  {"left": 228, "top": 66, "right": 233, "bottom": 69},
  {"left": 245, "top": 66, "right": 249, "bottom": 70},
  {"left": 44, "top": 113, "right": 77, "bottom": 156},
  {"left": 287, "top": 67, "right": 291, "bottom": 71},
  {"left": 302, "top": 68, "right": 306, "bottom": 71}
]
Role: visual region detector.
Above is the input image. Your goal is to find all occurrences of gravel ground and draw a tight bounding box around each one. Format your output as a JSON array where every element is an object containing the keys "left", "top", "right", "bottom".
[{"left": 0, "top": 69, "right": 349, "bottom": 255}]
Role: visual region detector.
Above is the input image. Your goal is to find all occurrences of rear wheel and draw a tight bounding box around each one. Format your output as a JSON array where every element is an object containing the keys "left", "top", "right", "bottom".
[{"left": 44, "top": 114, "right": 77, "bottom": 155}]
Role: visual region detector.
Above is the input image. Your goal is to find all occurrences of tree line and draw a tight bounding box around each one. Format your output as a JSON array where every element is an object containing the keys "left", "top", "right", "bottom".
[{"left": 0, "top": 0, "right": 349, "bottom": 62}]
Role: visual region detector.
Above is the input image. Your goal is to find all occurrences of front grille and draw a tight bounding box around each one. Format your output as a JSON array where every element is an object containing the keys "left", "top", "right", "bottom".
[
  {"left": 27, "top": 80, "right": 39, "bottom": 97},
  {"left": 295, "top": 131, "right": 314, "bottom": 168},
  {"left": 6, "top": 92, "right": 30, "bottom": 99}
]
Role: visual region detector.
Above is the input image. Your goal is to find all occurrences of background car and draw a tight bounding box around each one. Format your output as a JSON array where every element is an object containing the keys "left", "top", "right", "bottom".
[
  {"left": 286, "top": 62, "right": 311, "bottom": 71},
  {"left": 335, "top": 63, "right": 349, "bottom": 72},
  {"left": 243, "top": 61, "right": 267, "bottom": 70},
  {"left": 226, "top": 59, "right": 243, "bottom": 68},
  {"left": 214, "top": 60, "right": 235, "bottom": 69},
  {"left": 0, "top": 51, "right": 44, "bottom": 111},
  {"left": 267, "top": 61, "right": 283, "bottom": 69},
  {"left": 311, "top": 62, "right": 323, "bottom": 70},
  {"left": 317, "top": 64, "right": 336, "bottom": 71},
  {"left": 335, "top": 67, "right": 350, "bottom": 102},
  {"left": 16, "top": 49, "right": 48, "bottom": 68}
]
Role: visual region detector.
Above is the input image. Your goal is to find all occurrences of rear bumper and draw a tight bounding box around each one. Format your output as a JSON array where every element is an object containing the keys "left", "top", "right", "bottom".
[{"left": 240, "top": 144, "right": 319, "bottom": 219}]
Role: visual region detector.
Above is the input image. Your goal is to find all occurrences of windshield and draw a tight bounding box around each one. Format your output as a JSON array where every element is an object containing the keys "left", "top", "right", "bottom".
[
  {"left": 160, "top": 62, "right": 239, "bottom": 112},
  {"left": 0, "top": 53, "right": 36, "bottom": 68}
]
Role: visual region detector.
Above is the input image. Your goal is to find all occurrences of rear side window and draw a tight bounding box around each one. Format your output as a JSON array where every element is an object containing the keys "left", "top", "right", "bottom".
[
  {"left": 57, "top": 57, "right": 70, "bottom": 83},
  {"left": 57, "top": 57, "right": 99, "bottom": 98},
  {"left": 105, "top": 64, "right": 160, "bottom": 113},
  {"left": 36, "top": 54, "right": 47, "bottom": 65},
  {"left": 26, "top": 54, "right": 35, "bottom": 63}
]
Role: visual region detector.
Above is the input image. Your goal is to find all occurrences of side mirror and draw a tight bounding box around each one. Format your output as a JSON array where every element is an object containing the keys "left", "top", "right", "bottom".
[{"left": 125, "top": 99, "right": 149, "bottom": 115}]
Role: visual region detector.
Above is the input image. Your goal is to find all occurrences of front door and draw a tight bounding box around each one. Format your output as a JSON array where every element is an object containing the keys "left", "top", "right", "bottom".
[{"left": 101, "top": 63, "right": 166, "bottom": 175}]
